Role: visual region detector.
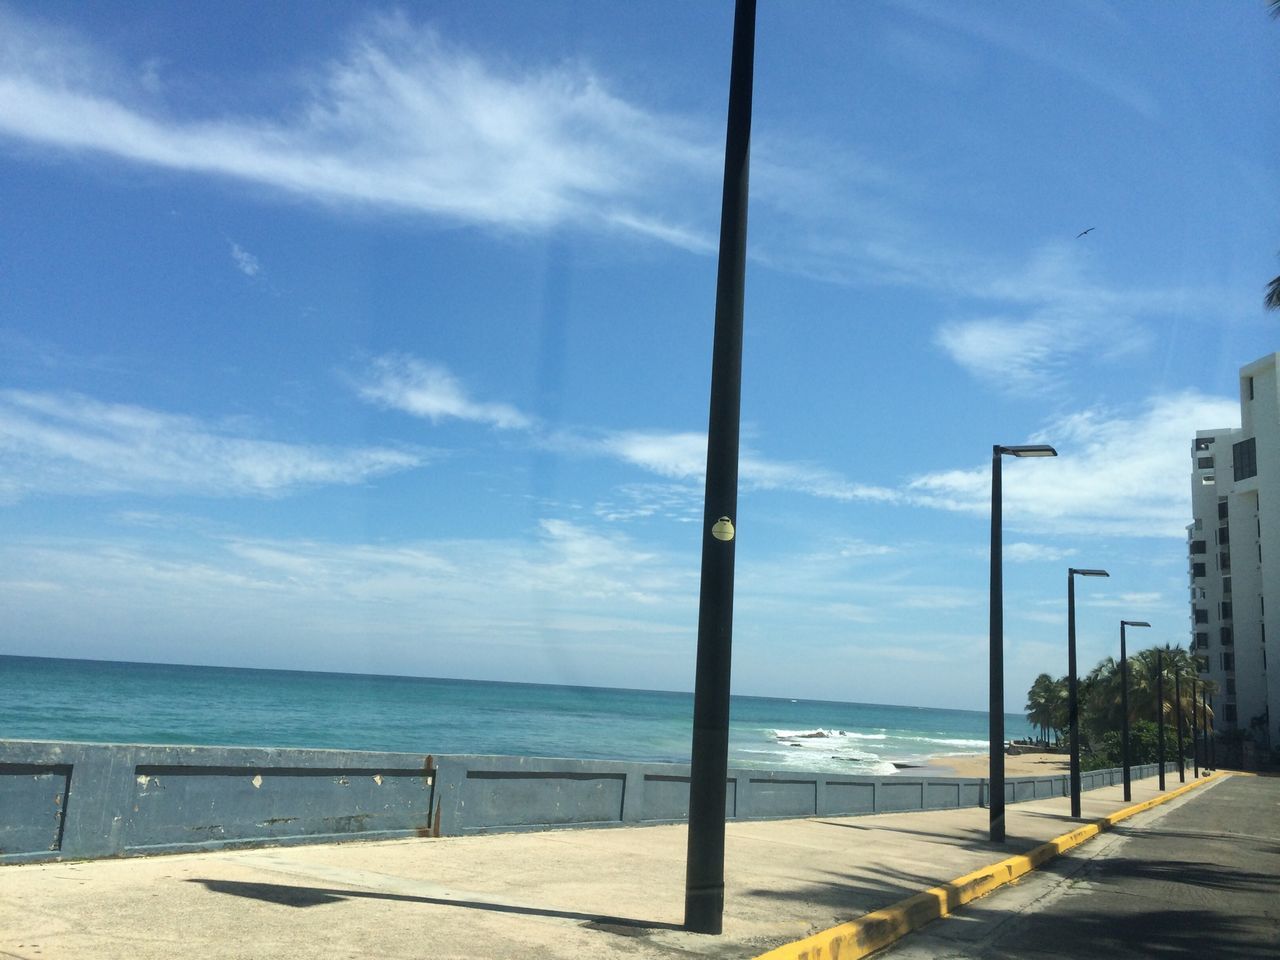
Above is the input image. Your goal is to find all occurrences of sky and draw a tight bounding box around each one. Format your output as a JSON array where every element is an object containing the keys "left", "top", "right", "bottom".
[{"left": 1, "top": 1, "right": 1277, "bottom": 712}]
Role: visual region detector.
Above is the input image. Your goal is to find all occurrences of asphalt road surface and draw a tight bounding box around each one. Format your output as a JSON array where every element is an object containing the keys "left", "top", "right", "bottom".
[{"left": 877, "top": 774, "right": 1280, "bottom": 960}]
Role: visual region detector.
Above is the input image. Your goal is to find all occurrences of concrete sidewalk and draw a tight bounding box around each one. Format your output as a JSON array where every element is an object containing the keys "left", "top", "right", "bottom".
[{"left": 0, "top": 773, "right": 1226, "bottom": 960}]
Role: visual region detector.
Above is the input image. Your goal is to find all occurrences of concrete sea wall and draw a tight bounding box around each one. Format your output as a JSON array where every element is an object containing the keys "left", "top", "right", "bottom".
[{"left": 0, "top": 739, "right": 1176, "bottom": 864}]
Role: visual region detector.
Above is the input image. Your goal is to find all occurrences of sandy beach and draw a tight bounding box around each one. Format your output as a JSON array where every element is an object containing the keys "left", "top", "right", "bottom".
[{"left": 907, "top": 750, "right": 1070, "bottom": 779}]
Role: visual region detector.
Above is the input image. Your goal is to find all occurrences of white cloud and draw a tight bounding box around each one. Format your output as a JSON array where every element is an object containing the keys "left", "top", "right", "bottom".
[
  {"left": 356, "top": 354, "right": 533, "bottom": 430},
  {"left": 354, "top": 355, "right": 899, "bottom": 506},
  {"left": 935, "top": 243, "right": 1158, "bottom": 393},
  {"left": 599, "top": 430, "right": 901, "bottom": 503},
  {"left": 1005, "top": 542, "right": 1077, "bottom": 564},
  {"left": 907, "top": 390, "right": 1240, "bottom": 537},
  {"left": 0, "top": 389, "right": 421, "bottom": 501},
  {"left": 0, "top": 10, "right": 719, "bottom": 249},
  {"left": 1086, "top": 591, "right": 1165, "bottom": 609},
  {"left": 229, "top": 241, "right": 260, "bottom": 276}
]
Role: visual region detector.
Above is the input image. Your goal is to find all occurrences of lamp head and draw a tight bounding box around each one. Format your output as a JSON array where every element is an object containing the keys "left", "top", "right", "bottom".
[
  {"left": 1000, "top": 444, "right": 1058, "bottom": 458},
  {"left": 1121, "top": 620, "right": 1152, "bottom": 628},
  {"left": 1070, "top": 568, "right": 1110, "bottom": 578}
]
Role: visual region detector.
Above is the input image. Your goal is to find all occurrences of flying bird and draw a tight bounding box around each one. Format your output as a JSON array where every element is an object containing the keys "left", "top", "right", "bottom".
[{"left": 1076, "top": 227, "right": 1095, "bottom": 238}]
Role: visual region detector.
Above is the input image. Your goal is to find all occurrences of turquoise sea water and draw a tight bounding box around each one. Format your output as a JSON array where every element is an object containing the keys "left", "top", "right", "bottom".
[{"left": 0, "top": 656, "right": 1034, "bottom": 775}]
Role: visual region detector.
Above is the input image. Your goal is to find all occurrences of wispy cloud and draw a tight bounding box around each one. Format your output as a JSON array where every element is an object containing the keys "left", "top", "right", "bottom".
[
  {"left": 0, "top": 520, "right": 700, "bottom": 685},
  {"left": 935, "top": 243, "right": 1156, "bottom": 393},
  {"left": 597, "top": 430, "right": 901, "bottom": 503},
  {"left": 229, "top": 241, "right": 260, "bottom": 276},
  {"left": 0, "top": 9, "right": 718, "bottom": 250},
  {"left": 1005, "top": 542, "right": 1077, "bottom": 564},
  {"left": 355, "top": 354, "right": 899, "bottom": 507},
  {"left": 907, "top": 390, "right": 1240, "bottom": 538},
  {"left": 894, "top": 0, "right": 1159, "bottom": 119},
  {"left": 356, "top": 354, "right": 533, "bottom": 430},
  {"left": 0, "top": 389, "right": 421, "bottom": 502}
]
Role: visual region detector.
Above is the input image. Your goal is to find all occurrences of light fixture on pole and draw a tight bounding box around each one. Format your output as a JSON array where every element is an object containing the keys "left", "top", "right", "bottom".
[
  {"left": 1119, "top": 619, "right": 1150, "bottom": 802},
  {"left": 1067, "top": 567, "right": 1108, "bottom": 818},
  {"left": 989, "top": 443, "right": 1057, "bottom": 843}
]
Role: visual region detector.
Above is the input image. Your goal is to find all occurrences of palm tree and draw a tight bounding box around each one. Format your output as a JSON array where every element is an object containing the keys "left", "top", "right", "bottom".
[
  {"left": 1266, "top": 271, "right": 1280, "bottom": 311},
  {"left": 1025, "top": 673, "right": 1057, "bottom": 744}
]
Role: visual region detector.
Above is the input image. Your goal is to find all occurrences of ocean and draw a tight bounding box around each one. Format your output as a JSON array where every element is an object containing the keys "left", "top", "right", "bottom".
[{"left": 0, "top": 656, "right": 1034, "bottom": 776}]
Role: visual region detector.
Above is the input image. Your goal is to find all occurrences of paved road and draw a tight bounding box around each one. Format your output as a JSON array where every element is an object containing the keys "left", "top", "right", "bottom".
[{"left": 878, "top": 774, "right": 1280, "bottom": 959}]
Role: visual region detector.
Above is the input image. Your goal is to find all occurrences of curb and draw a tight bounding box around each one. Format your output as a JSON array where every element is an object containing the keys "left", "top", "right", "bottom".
[{"left": 752, "top": 771, "right": 1229, "bottom": 960}]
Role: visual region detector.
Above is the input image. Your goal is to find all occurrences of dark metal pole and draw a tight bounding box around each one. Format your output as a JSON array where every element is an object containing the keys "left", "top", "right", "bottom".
[
  {"left": 1120, "top": 623, "right": 1131, "bottom": 802},
  {"left": 989, "top": 445, "right": 1005, "bottom": 842},
  {"left": 1192, "top": 680, "right": 1200, "bottom": 778},
  {"left": 1156, "top": 649, "right": 1166, "bottom": 791},
  {"left": 1175, "top": 664, "right": 1185, "bottom": 783},
  {"left": 683, "top": 0, "right": 756, "bottom": 936},
  {"left": 1208, "top": 698, "right": 1216, "bottom": 769},
  {"left": 1067, "top": 572, "right": 1081, "bottom": 818}
]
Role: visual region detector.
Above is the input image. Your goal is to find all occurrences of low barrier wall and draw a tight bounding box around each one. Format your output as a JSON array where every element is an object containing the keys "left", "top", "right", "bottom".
[{"left": 0, "top": 740, "right": 1177, "bottom": 864}]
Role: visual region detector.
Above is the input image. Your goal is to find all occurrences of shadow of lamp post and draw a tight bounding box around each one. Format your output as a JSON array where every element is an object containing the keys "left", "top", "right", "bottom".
[
  {"left": 1068, "top": 567, "right": 1109, "bottom": 818},
  {"left": 989, "top": 443, "right": 1057, "bottom": 842}
]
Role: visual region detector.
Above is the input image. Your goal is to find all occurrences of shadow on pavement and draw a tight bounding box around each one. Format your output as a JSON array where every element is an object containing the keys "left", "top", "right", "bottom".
[
  {"left": 186, "top": 879, "right": 682, "bottom": 931},
  {"left": 985, "top": 907, "right": 1273, "bottom": 960}
]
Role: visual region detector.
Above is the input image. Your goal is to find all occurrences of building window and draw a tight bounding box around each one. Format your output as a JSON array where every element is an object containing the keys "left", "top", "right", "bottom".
[
  {"left": 1202, "top": 475, "right": 1215, "bottom": 485},
  {"left": 1218, "top": 499, "right": 1229, "bottom": 521},
  {"left": 1217, "top": 526, "right": 1230, "bottom": 545},
  {"left": 1220, "top": 551, "right": 1231, "bottom": 572},
  {"left": 1221, "top": 652, "right": 1234, "bottom": 671},
  {"left": 1246, "top": 376, "right": 1254, "bottom": 401},
  {"left": 1227, "top": 679, "right": 1236, "bottom": 695},
  {"left": 1197, "top": 456, "right": 1214, "bottom": 469},
  {"left": 1190, "top": 540, "right": 1207, "bottom": 555},
  {"left": 1233, "top": 437, "right": 1257, "bottom": 482},
  {"left": 1195, "top": 437, "right": 1215, "bottom": 451},
  {"left": 1220, "top": 626, "right": 1233, "bottom": 646},
  {"left": 1222, "top": 576, "right": 1231, "bottom": 596},
  {"left": 1196, "top": 656, "right": 1209, "bottom": 673},
  {"left": 1192, "top": 562, "right": 1206, "bottom": 578},
  {"left": 1195, "top": 632, "right": 1209, "bottom": 648},
  {"left": 1194, "top": 608, "right": 1209, "bottom": 624},
  {"left": 1220, "top": 602, "right": 1233, "bottom": 620},
  {"left": 1225, "top": 704, "right": 1238, "bottom": 724}
]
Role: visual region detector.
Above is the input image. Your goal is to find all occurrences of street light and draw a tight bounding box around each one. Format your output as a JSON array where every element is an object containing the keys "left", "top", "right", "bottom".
[
  {"left": 989, "top": 443, "right": 1058, "bottom": 842},
  {"left": 683, "top": 0, "right": 756, "bottom": 936},
  {"left": 1192, "top": 677, "right": 1200, "bottom": 778},
  {"left": 1068, "top": 567, "right": 1109, "bottom": 818},
  {"left": 1174, "top": 659, "right": 1185, "bottom": 784},
  {"left": 1155, "top": 647, "right": 1166, "bottom": 791},
  {"left": 1119, "top": 619, "right": 1150, "bottom": 801}
]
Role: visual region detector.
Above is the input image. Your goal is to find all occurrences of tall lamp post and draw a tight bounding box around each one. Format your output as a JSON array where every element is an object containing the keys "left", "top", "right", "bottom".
[
  {"left": 683, "top": 0, "right": 756, "bottom": 936},
  {"left": 989, "top": 443, "right": 1058, "bottom": 842},
  {"left": 1192, "top": 678, "right": 1200, "bottom": 778},
  {"left": 1119, "top": 619, "right": 1150, "bottom": 801},
  {"left": 1174, "top": 661, "right": 1185, "bottom": 783},
  {"left": 1155, "top": 648, "right": 1166, "bottom": 791},
  {"left": 1067, "top": 567, "right": 1109, "bottom": 818}
]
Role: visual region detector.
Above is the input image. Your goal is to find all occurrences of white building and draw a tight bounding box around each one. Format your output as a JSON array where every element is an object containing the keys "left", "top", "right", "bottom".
[{"left": 1188, "top": 352, "right": 1278, "bottom": 760}]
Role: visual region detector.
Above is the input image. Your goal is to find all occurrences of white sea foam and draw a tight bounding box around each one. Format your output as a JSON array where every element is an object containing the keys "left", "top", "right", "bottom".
[
  {"left": 900, "top": 736, "right": 988, "bottom": 749},
  {"left": 771, "top": 728, "right": 888, "bottom": 742}
]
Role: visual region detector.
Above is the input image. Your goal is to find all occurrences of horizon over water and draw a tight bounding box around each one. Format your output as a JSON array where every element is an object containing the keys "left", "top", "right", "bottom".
[{"left": 0, "top": 655, "right": 1035, "bottom": 776}]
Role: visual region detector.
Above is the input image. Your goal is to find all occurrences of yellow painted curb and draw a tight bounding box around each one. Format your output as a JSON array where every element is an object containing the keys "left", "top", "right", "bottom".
[{"left": 753, "top": 771, "right": 1229, "bottom": 960}]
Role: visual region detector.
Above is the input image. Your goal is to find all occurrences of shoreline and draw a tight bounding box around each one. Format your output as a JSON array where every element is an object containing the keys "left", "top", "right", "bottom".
[{"left": 906, "top": 750, "right": 1070, "bottom": 779}]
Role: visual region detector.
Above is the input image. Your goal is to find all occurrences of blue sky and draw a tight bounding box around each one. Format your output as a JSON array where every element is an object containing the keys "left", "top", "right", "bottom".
[{"left": 1, "top": 1, "right": 1276, "bottom": 711}]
